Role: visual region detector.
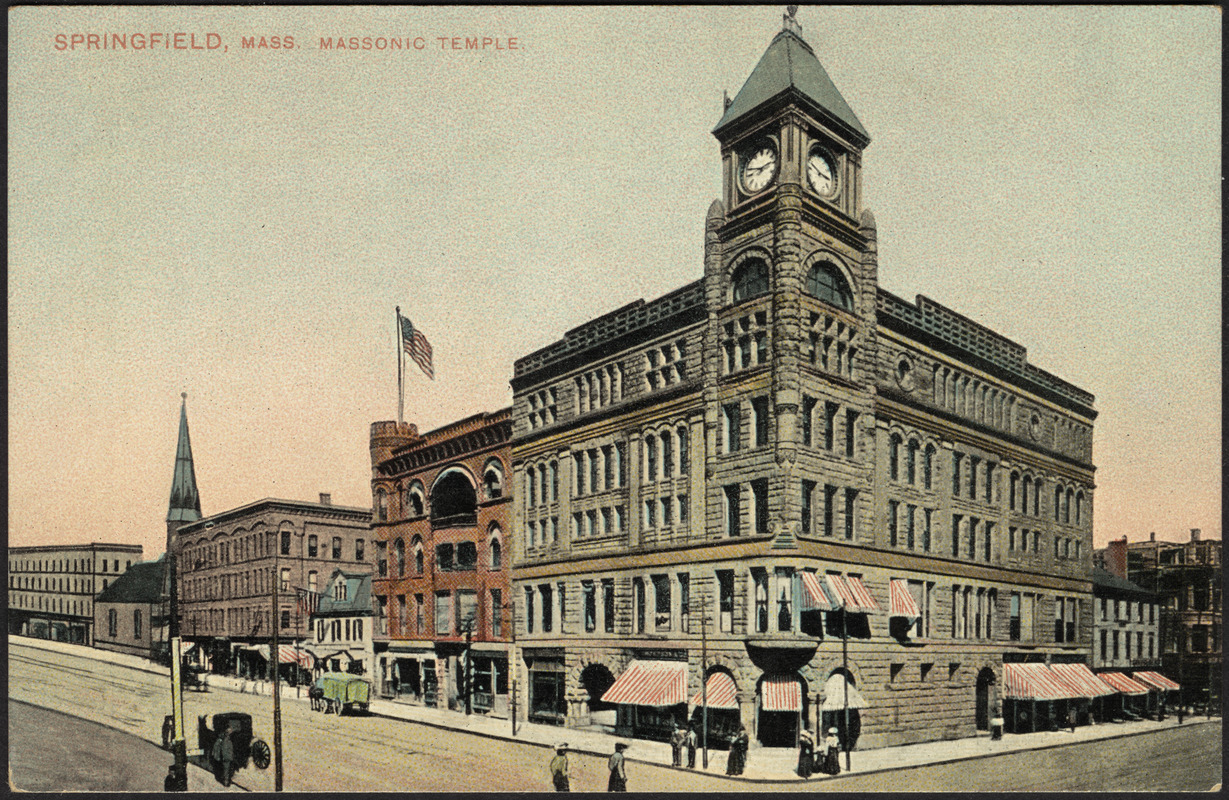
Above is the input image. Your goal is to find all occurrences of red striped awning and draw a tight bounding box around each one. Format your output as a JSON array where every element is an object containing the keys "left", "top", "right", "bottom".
[
  {"left": 601, "top": 660, "right": 687, "bottom": 707},
  {"left": 824, "top": 574, "right": 878, "bottom": 613},
  {"left": 761, "top": 675, "right": 801, "bottom": 712},
  {"left": 1133, "top": 671, "right": 1180, "bottom": 691},
  {"left": 278, "top": 645, "right": 312, "bottom": 667},
  {"left": 889, "top": 579, "right": 920, "bottom": 620},
  {"left": 1050, "top": 663, "right": 1115, "bottom": 698},
  {"left": 1004, "top": 663, "right": 1082, "bottom": 701},
  {"left": 800, "top": 572, "right": 837, "bottom": 611},
  {"left": 690, "top": 672, "right": 738, "bottom": 710},
  {"left": 1098, "top": 672, "right": 1150, "bottom": 696}
]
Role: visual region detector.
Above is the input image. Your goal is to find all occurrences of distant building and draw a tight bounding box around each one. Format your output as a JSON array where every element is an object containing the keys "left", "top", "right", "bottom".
[
  {"left": 1090, "top": 566, "right": 1159, "bottom": 671},
  {"left": 8, "top": 542, "right": 144, "bottom": 644},
  {"left": 368, "top": 410, "right": 513, "bottom": 717},
  {"left": 174, "top": 495, "right": 373, "bottom": 681},
  {"left": 306, "top": 568, "right": 375, "bottom": 678},
  {"left": 1123, "top": 529, "right": 1222, "bottom": 710},
  {"left": 93, "top": 559, "right": 168, "bottom": 658}
]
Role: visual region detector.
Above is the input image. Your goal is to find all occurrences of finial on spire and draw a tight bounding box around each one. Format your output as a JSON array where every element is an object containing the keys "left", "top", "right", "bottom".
[
  {"left": 181, "top": 392, "right": 187, "bottom": 401},
  {"left": 783, "top": 5, "right": 803, "bottom": 35}
]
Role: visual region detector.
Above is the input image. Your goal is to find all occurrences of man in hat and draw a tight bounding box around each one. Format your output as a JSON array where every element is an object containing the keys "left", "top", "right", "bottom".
[
  {"left": 607, "top": 742, "right": 628, "bottom": 792},
  {"left": 670, "top": 723, "right": 687, "bottom": 767},
  {"left": 549, "top": 743, "right": 571, "bottom": 792},
  {"left": 685, "top": 725, "right": 698, "bottom": 769}
]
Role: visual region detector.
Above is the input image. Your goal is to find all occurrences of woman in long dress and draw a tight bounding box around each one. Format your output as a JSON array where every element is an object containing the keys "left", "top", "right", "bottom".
[
  {"left": 796, "top": 729, "right": 814, "bottom": 778},
  {"left": 823, "top": 727, "right": 841, "bottom": 775},
  {"left": 725, "top": 727, "right": 748, "bottom": 776}
]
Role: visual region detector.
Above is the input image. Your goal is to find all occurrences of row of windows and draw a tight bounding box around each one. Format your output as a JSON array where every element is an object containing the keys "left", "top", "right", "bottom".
[
  {"left": 886, "top": 501, "right": 935, "bottom": 552},
  {"left": 932, "top": 364, "right": 1018, "bottom": 434},
  {"left": 1053, "top": 535, "right": 1083, "bottom": 561},
  {"left": 527, "top": 388, "right": 558, "bottom": 430},
  {"left": 802, "top": 396, "right": 858, "bottom": 457},
  {"left": 644, "top": 427, "right": 689, "bottom": 483},
  {"left": 951, "top": 515, "right": 996, "bottom": 562},
  {"left": 645, "top": 341, "right": 687, "bottom": 390},
  {"left": 376, "top": 588, "right": 504, "bottom": 640},
  {"left": 1099, "top": 597, "right": 1156, "bottom": 623},
  {"left": 721, "top": 397, "right": 772, "bottom": 453},
  {"left": 888, "top": 435, "right": 936, "bottom": 487},
  {"left": 528, "top": 517, "right": 559, "bottom": 548},
  {"left": 800, "top": 482, "right": 859, "bottom": 539},
  {"left": 9, "top": 557, "right": 129, "bottom": 574},
  {"left": 952, "top": 452, "right": 996, "bottom": 503},
  {"left": 1100, "top": 629, "right": 1156, "bottom": 662},
  {"left": 804, "top": 311, "right": 857, "bottom": 380},
  {"left": 1008, "top": 472, "right": 1086, "bottom": 523},
  {"left": 574, "top": 444, "right": 627, "bottom": 496},
  {"left": 642, "top": 494, "right": 689, "bottom": 531},
  {"left": 10, "top": 594, "right": 96, "bottom": 614},
  {"left": 105, "top": 608, "right": 143, "bottom": 639},
  {"left": 722, "top": 312, "right": 769, "bottom": 374},
  {"left": 577, "top": 363, "right": 623, "bottom": 412},
  {"left": 730, "top": 258, "right": 853, "bottom": 312},
  {"left": 10, "top": 575, "right": 103, "bottom": 593},
  {"left": 316, "top": 617, "right": 364, "bottom": 643},
  {"left": 376, "top": 530, "right": 503, "bottom": 578},
  {"left": 183, "top": 607, "right": 285, "bottom": 636}
]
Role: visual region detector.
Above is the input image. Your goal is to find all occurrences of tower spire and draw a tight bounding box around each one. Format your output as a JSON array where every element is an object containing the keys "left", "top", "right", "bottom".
[{"left": 167, "top": 392, "right": 202, "bottom": 524}]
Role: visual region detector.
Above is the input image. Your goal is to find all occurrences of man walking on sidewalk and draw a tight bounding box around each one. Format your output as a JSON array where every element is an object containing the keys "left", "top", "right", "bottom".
[
  {"left": 670, "top": 724, "right": 687, "bottom": 767},
  {"left": 685, "top": 726, "right": 698, "bottom": 769}
]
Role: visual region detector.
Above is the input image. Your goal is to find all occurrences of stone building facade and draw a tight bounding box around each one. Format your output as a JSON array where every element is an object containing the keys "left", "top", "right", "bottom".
[
  {"left": 368, "top": 410, "right": 513, "bottom": 717},
  {"left": 1090, "top": 566, "right": 1159, "bottom": 671},
  {"left": 508, "top": 20, "right": 1097, "bottom": 750},
  {"left": 8, "top": 542, "right": 144, "bottom": 644},
  {"left": 174, "top": 495, "right": 372, "bottom": 679}
]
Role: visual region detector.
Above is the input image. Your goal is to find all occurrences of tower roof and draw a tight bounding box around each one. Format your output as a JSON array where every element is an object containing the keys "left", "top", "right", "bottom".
[
  {"left": 167, "top": 394, "right": 202, "bottom": 523},
  {"left": 714, "top": 27, "right": 869, "bottom": 147}
]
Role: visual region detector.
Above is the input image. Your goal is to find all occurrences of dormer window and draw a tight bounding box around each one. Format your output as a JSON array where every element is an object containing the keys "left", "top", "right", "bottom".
[{"left": 732, "top": 259, "right": 769, "bottom": 303}]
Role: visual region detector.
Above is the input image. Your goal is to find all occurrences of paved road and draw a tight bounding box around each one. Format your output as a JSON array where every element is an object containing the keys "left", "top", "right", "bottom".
[{"left": 8, "top": 640, "right": 1221, "bottom": 792}]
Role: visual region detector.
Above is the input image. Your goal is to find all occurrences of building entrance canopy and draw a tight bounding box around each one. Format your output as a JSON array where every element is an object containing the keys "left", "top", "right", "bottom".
[
  {"left": 690, "top": 672, "right": 738, "bottom": 709},
  {"left": 1098, "top": 671, "right": 1150, "bottom": 696},
  {"left": 1004, "top": 663, "right": 1083, "bottom": 701},
  {"left": 600, "top": 660, "right": 687, "bottom": 707},
  {"left": 821, "top": 673, "right": 868, "bottom": 710},
  {"left": 761, "top": 675, "right": 802, "bottom": 711},
  {"left": 1050, "top": 663, "right": 1115, "bottom": 697},
  {"left": 1133, "top": 671, "right": 1180, "bottom": 691}
]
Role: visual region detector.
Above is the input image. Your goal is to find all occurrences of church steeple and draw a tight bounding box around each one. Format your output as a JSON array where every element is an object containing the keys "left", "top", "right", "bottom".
[{"left": 167, "top": 393, "right": 202, "bottom": 525}]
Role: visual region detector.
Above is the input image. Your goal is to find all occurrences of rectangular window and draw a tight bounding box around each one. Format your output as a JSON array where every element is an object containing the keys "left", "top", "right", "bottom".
[
  {"left": 280, "top": 567, "right": 290, "bottom": 591},
  {"left": 775, "top": 567, "right": 793, "bottom": 632},
  {"left": 923, "top": 508, "right": 933, "bottom": 552},
  {"left": 643, "top": 499, "right": 656, "bottom": 529},
  {"left": 587, "top": 509, "right": 598, "bottom": 537},
  {"left": 524, "top": 587, "right": 535, "bottom": 634},
  {"left": 824, "top": 402, "right": 837, "bottom": 451},
  {"left": 1054, "top": 597, "right": 1066, "bottom": 643},
  {"left": 718, "top": 570, "right": 735, "bottom": 633},
  {"left": 1009, "top": 527, "right": 1016, "bottom": 552},
  {"left": 888, "top": 500, "right": 899, "bottom": 547},
  {"left": 436, "top": 591, "right": 453, "bottom": 636},
  {"left": 557, "top": 582, "right": 567, "bottom": 635},
  {"left": 308, "top": 535, "right": 318, "bottom": 557},
  {"left": 823, "top": 484, "right": 837, "bottom": 537},
  {"left": 574, "top": 454, "right": 583, "bottom": 495},
  {"left": 752, "top": 479, "right": 769, "bottom": 534},
  {"left": 845, "top": 410, "right": 858, "bottom": 458},
  {"left": 844, "top": 489, "right": 857, "bottom": 540},
  {"left": 662, "top": 434, "right": 674, "bottom": 478},
  {"left": 985, "top": 463, "right": 995, "bottom": 503},
  {"left": 490, "top": 589, "right": 502, "bottom": 638},
  {"left": 677, "top": 495, "right": 688, "bottom": 525},
  {"left": 457, "top": 541, "right": 477, "bottom": 571},
  {"left": 633, "top": 578, "right": 646, "bottom": 633},
  {"left": 723, "top": 403, "right": 741, "bottom": 453},
  {"left": 616, "top": 442, "right": 627, "bottom": 487},
  {"left": 679, "top": 573, "right": 690, "bottom": 633},
  {"left": 801, "top": 480, "right": 815, "bottom": 535},
  {"left": 906, "top": 504, "right": 917, "bottom": 550},
  {"left": 752, "top": 569, "right": 769, "bottom": 633},
  {"left": 802, "top": 395, "right": 816, "bottom": 446},
  {"left": 355, "top": 539, "right": 365, "bottom": 561},
  {"left": 603, "top": 446, "right": 614, "bottom": 490},
  {"left": 952, "top": 453, "right": 963, "bottom": 497},
  {"left": 590, "top": 448, "right": 600, "bottom": 492},
  {"left": 952, "top": 515, "right": 962, "bottom": 558},
  {"left": 968, "top": 456, "right": 980, "bottom": 500},
  {"left": 437, "top": 543, "right": 455, "bottom": 572},
  {"left": 1112, "top": 629, "right": 1120, "bottom": 660},
  {"left": 281, "top": 531, "right": 292, "bottom": 556},
  {"left": 1100, "top": 629, "right": 1108, "bottom": 661},
  {"left": 133, "top": 609, "right": 142, "bottom": 639},
  {"left": 752, "top": 396, "right": 770, "bottom": 448},
  {"left": 983, "top": 523, "right": 993, "bottom": 563},
  {"left": 724, "top": 484, "right": 741, "bottom": 537},
  {"left": 602, "top": 579, "right": 615, "bottom": 633},
  {"left": 653, "top": 574, "right": 671, "bottom": 631},
  {"left": 540, "top": 584, "right": 554, "bottom": 633},
  {"left": 583, "top": 581, "right": 596, "bottom": 632},
  {"left": 281, "top": 610, "right": 291, "bottom": 630},
  {"left": 456, "top": 590, "right": 477, "bottom": 634}
]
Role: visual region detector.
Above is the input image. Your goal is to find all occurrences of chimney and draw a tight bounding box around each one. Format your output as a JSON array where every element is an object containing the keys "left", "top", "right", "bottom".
[
  {"left": 1150, "top": 532, "right": 1156, "bottom": 542},
  {"left": 1191, "top": 528, "right": 1201, "bottom": 542},
  {"left": 1105, "top": 538, "right": 1128, "bottom": 580},
  {"left": 319, "top": 493, "right": 332, "bottom": 506}
]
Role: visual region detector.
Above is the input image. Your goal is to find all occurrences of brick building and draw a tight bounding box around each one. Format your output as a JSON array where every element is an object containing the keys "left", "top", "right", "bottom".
[
  {"left": 174, "top": 495, "right": 372, "bottom": 680},
  {"left": 1123, "top": 529, "right": 1222, "bottom": 711},
  {"left": 368, "top": 410, "right": 514, "bottom": 717},
  {"left": 8, "top": 542, "right": 144, "bottom": 644},
  {"left": 508, "top": 19, "right": 1097, "bottom": 749}
]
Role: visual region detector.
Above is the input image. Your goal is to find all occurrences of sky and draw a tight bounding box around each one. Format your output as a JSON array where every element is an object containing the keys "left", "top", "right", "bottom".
[{"left": 8, "top": 6, "right": 1221, "bottom": 560}]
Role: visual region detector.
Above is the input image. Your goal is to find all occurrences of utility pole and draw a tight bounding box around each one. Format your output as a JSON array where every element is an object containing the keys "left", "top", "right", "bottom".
[
  {"left": 701, "top": 585, "right": 709, "bottom": 770},
  {"left": 272, "top": 534, "right": 284, "bottom": 791},
  {"left": 462, "top": 617, "right": 475, "bottom": 716},
  {"left": 842, "top": 597, "right": 851, "bottom": 773}
]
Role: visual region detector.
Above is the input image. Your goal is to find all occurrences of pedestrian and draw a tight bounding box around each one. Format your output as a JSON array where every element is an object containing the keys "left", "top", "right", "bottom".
[
  {"left": 1068, "top": 705, "right": 1077, "bottom": 733},
  {"left": 823, "top": 727, "right": 841, "bottom": 776},
  {"left": 796, "top": 728, "right": 814, "bottom": 778},
  {"left": 670, "top": 724, "right": 686, "bottom": 767},
  {"left": 685, "top": 726, "right": 698, "bottom": 769},
  {"left": 607, "top": 742, "right": 629, "bottom": 792},
  {"left": 725, "top": 726, "right": 748, "bottom": 776},
  {"left": 213, "top": 721, "right": 237, "bottom": 786},
  {"left": 549, "top": 742, "right": 571, "bottom": 792}
]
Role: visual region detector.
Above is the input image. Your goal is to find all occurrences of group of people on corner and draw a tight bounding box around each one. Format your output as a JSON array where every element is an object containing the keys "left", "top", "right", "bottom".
[
  {"left": 796, "top": 726, "right": 843, "bottom": 778},
  {"left": 548, "top": 722, "right": 843, "bottom": 790}
]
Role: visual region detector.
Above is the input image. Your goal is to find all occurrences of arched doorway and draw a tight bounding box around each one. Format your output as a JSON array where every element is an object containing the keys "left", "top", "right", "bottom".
[
  {"left": 580, "top": 663, "right": 616, "bottom": 729},
  {"left": 820, "top": 669, "right": 865, "bottom": 751},
  {"left": 757, "top": 674, "right": 807, "bottom": 747},
  {"left": 976, "top": 668, "right": 996, "bottom": 731}
]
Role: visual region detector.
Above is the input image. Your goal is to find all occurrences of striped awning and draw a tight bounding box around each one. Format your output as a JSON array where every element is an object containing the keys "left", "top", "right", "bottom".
[
  {"left": 824, "top": 574, "right": 879, "bottom": 613},
  {"left": 761, "top": 675, "right": 802, "bottom": 712},
  {"left": 889, "top": 579, "right": 920, "bottom": 620},
  {"left": 1098, "top": 672, "right": 1150, "bottom": 696},
  {"left": 601, "top": 660, "right": 687, "bottom": 707},
  {"left": 690, "top": 672, "right": 738, "bottom": 710},
  {"left": 800, "top": 572, "right": 837, "bottom": 611},
  {"left": 1133, "top": 671, "right": 1180, "bottom": 691},
  {"left": 1003, "top": 663, "right": 1082, "bottom": 701},
  {"left": 1050, "top": 663, "right": 1115, "bottom": 698},
  {"left": 821, "top": 672, "right": 869, "bottom": 711},
  {"left": 278, "top": 645, "right": 312, "bottom": 667}
]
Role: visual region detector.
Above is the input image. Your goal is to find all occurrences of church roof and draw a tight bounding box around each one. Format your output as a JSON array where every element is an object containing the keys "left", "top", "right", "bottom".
[
  {"left": 167, "top": 395, "right": 202, "bottom": 523},
  {"left": 96, "top": 560, "right": 165, "bottom": 605},
  {"left": 714, "top": 27, "right": 868, "bottom": 147}
]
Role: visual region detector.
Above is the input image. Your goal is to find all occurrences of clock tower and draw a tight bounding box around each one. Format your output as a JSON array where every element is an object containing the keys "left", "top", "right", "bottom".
[{"left": 702, "top": 12, "right": 879, "bottom": 548}]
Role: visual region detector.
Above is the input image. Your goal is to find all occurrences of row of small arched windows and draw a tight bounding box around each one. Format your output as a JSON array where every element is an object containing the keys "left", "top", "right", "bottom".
[
  {"left": 731, "top": 258, "right": 853, "bottom": 311},
  {"left": 385, "top": 527, "right": 504, "bottom": 578},
  {"left": 374, "top": 460, "right": 505, "bottom": 523}
]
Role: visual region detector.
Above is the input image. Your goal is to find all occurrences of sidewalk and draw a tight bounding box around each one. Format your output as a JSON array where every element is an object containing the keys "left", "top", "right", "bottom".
[{"left": 12, "top": 636, "right": 1220, "bottom": 784}]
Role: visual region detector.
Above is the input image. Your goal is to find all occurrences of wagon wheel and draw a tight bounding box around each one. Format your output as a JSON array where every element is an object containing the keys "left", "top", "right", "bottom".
[{"left": 251, "top": 738, "right": 271, "bottom": 770}]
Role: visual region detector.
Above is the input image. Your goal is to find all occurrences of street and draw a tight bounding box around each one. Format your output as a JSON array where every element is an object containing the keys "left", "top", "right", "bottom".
[{"left": 8, "top": 639, "right": 1222, "bottom": 792}]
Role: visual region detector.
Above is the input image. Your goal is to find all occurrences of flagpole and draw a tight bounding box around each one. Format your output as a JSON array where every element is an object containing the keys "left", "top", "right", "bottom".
[{"left": 396, "top": 307, "right": 404, "bottom": 425}]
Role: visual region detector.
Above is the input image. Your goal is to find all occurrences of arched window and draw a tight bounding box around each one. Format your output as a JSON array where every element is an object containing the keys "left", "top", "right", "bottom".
[
  {"left": 923, "top": 444, "right": 935, "bottom": 490},
  {"left": 889, "top": 434, "right": 902, "bottom": 481},
  {"left": 1075, "top": 491, "right": 1084, "bottom": 524},
  {"left": 489, "top": 526, "right": 503, "bottom": 570},
  {"left": 484, "top": 459, "right": 505, "bottom": 500},
  {"left": 406, "top": 482, "right": 425, "bottom": 517},
  {"left": 375, "top": 489, "right": 388, "bottom": 522},
  {"left": 731, "top": 258, "right": 769, "bottom": 303},
  {"left": 1010, "top": 471, "right": 1019, "bottom": 511},
  {"left": 906, "top": 440, "right": 919, "bottom": 484},
  {"left": 413, "top": 539, "right": 424, "bottom": 575},
  {"left": 806, "top": 262, "right": 853, "bottom": 311},
  {"left": 677, "top": 426, "right": 689, "bottom": 473},
  {"left": 394, "top": 539, "right": 405, "bottom": 577},
  {"left": 431, "top": 471, "right": 477, "bottom": 527},
  {"left": 1023, "top": 476, "right": 1033, "bottom": 515},
  {"left": 644, "top": 434, "right": 658, "bottom": 483}
]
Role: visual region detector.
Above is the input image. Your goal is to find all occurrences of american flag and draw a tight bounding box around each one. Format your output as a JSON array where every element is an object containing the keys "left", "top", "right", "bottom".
[
  {"left": 297, "top": 588, "right": 321, "bottom": 618},
  {"left": 399, "top": 314, "right": 435, "bottom": 380}
]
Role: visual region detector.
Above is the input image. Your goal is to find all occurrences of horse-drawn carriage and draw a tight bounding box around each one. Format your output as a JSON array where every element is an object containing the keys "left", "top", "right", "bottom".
[
  {"left": 198, "top": 712, "right": 271, "bottom": 776},
  {"left": 311, "top": 673, "right": 372, "bottom": 715}
]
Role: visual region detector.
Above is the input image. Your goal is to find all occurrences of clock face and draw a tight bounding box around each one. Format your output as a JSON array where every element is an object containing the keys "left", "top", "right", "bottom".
[
  {"left": 740, "top": 144, "right": 778, "bottom": 193},
  {"left": 807, "top": 150, "right": 837, "bottom": 196}
]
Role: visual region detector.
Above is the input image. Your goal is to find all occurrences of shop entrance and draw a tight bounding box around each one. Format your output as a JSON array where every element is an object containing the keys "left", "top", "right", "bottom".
[{"left": 976, "top": 667, "right": 996, "bottom": 731}]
